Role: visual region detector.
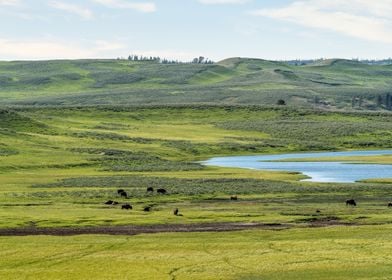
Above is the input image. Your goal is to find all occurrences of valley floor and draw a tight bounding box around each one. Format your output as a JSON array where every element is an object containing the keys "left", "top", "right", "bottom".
[
  {"left": 0, "top": 106, "right": 392, "bottom": 279},
  {"left": 1, "top": 225, "right": 392, "bottom": 280}
]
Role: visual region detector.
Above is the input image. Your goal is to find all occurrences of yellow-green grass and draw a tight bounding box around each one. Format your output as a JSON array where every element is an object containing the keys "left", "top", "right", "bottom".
[
  {"left": 2, "top": 225, "right": 392, "bottom": 279},
  {"left": 0, "top": 165, "right": 304, "bottom": 192},
  {"left": 2, "top": 180, "right": 392, "bottom": 229}
]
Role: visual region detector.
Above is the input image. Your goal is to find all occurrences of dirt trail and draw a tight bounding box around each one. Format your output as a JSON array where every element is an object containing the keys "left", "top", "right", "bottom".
[{"left": 0, "top": 222, "right": 289, "bottom": 236}]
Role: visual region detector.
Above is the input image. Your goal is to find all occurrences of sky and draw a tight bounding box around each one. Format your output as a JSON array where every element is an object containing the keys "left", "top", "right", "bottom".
[{"left": 0, "top": 0, "right": 391, "bottom": 61}]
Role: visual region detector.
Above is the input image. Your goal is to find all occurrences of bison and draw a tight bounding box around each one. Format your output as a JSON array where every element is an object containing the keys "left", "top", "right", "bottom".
[
  {"left": 147, "top": 187, "right": 154, "bottom": 193},
  {"left": 119, "top": 191, "right": 128, "bottom": 198},
  {"left": 104, "top": 200, "right": 114, "bottom": 205},
  {"left": 117, "top": 189, "right": 125, "bottom": 194},
  {"left": 346, "top": 199, "right": 357, "bottom": 207},
  {"left": 121, "top": 204, "right": 132, "bottom": 210},
  {"left": 388, "top": 202, "right": 392, "bottom": 208},
  {"left": 143, "top": 206, "right": 152, "bottom": 212},
  {"left": 157, "top": 188, "right": 167, "bottom": 195},
  {"left": 230, "top": 196, "right": 238, "bottom": 201}
]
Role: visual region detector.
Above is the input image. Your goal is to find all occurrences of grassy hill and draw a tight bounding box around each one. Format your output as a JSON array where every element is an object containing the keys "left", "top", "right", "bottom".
[{"left": 1, "top": 58, "right": 392, "bottom": 109}]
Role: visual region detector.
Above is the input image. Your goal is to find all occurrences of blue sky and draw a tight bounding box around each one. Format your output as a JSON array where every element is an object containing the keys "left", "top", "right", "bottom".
[{"left": 0, "top": 0, "right": 391, "bottom": 61}]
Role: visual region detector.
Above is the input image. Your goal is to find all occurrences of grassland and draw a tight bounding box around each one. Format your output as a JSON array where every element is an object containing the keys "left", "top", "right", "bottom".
[
  {"left": 0, "top": 105, "right": 391, "bottom": 230},
  {"left": 2, "top": 226, "right": 392, "bottom": 279},
  {"left": 1, "top": 58, "right": 392, "bottom": 110},
  {"left": 1, "top": 82, "right": 392, "bottom": 278}
]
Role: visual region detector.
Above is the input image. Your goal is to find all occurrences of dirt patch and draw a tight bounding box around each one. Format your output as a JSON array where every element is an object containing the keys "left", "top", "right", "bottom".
[
  {"left": 307, "top": 216, "right": 352, "bottom": 227},
  {"left": 0, "top": 222, "right": 290, "bottom": 237}
]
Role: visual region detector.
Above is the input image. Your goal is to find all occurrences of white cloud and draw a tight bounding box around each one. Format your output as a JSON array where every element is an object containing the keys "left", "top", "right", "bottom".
[
  {"left": 0, "top": 38, "right": 126, "bottom": 60},
  {"left": 250, "top": 0, "right": 392, "bottom": 44},
  {"left": 0, "top": 0, "right": 20, "bottom": 6},
  {"left": 198, "top": 0, "right": 248, "bottom": 4},
  {"left": 0, "top": 38, "right": 202, "bottom": 61},
  {"left": 301, "top": 0, "right": 392, "bottom": 18},
  {"left": 92, "top": 0, "right": 156, "bottom": 13},
  {"left": 49, "top": 1, "right": 94, "bottom": 20}
]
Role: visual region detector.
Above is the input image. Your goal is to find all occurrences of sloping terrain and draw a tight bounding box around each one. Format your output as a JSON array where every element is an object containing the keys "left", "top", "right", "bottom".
[{"left": 0, "top": 58, "right": 391, "bottom": 109}]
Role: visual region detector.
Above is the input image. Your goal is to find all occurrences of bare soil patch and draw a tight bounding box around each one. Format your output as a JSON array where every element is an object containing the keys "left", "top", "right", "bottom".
[{"left": 0, "top": 222, "right": 289, "bottom": 236}]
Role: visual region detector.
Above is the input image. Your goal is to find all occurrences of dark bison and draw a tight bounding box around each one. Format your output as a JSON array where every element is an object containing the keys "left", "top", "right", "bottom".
[
  {"left": 121, "top": 204, "right": 132, "bottom": 210},
  {"left": 119, "top": 191, "right": 128, "bottom": 198},
  {"left": 117, "top": 189, "right": 125, "bottom": 194},
  {"left": 157, "top": 188, "right": 167, "bottom": 195},
  {"left": 388, "top": 202, "right": 392, "bottom": 208},
  {"left": 173, "top": 208, "right": 179, "bottom": 216},
  {"left": 230, "top": 196, "right": 238, "bottom": 201},
  {"left": 105, "top": 200, "right": 119, "bottom": 205},
  {"left": 147, "top": 187, "right": 154, "bottom": 193},
  {"left": 143, "top": 206, "right": 151, "bottom": 212},
  {"left": 346, "top": 199, "right": 357, "bottom": 206},
  {"left": 316, "top": 209, "right": 321, "bottom": 213}
]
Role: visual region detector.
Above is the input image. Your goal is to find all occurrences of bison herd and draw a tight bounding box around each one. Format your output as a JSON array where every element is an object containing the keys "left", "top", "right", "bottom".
[
  {"left": 104, "top": 187, "right": 180, "bottom": 215},
  {"left": 104, "top": 186, "right": 241, "bottom": 216},
  {"left": 104, "top": 188, "right": 392, "bottom": 217}
]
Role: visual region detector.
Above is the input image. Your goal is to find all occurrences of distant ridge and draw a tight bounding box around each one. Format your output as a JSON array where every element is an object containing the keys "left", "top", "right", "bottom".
[{"left": 0, "top": 58, "right": 391, "bottom": 110}]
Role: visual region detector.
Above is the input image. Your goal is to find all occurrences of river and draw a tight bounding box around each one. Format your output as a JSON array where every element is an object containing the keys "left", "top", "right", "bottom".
[{"left": 203, "top": 150, "right": 392, "bottom": 183}]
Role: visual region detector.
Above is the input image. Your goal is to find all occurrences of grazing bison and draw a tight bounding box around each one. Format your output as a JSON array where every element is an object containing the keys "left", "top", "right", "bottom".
[
  {"left": 117, "top": 189, "right": 125, "bottom": 194},
  {"left": 112, "top": 201, "right": 119, "bottom": 205},
  {"left": 121, "top": 204, "right": 132, "bottom": 210},
  {"left": 147, "top": 187, "right": 154, "bottom": 193},
  {"left": 346, "top": 199, "right": 357, "bottom": 207},
  {"left": 143, "top": 206, "right": 151, "bottom": 212},
  {"left": 120, "top": 191, "right": 128, "bottom": 198},
  {"left": 173, "top": 208, "right": 179, "bottom": 216},
  {"left": 157, "top": 188, "right": 167, "bottom": 195},
  {"left": 105, "top": 200, "right": 114, "bottom": 205},
  {"left": 388, "top": 202, "right": 392, "bottom": 208},
  {"left": 316, "top": 209, "right": 321, "bottom": 213},
  {"left": 230, "top": 196, "right": 238, "bottom": 201}
]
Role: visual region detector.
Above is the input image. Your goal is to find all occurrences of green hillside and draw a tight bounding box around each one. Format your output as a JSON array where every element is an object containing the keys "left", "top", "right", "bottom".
[{"left": 1, "top": 58, "right": 392, "bottom": 109}]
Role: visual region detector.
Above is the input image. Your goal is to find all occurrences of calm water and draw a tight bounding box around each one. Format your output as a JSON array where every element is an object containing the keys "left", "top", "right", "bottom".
[{"left": 203, "top": 150, "right": 392, "bottom": 183}]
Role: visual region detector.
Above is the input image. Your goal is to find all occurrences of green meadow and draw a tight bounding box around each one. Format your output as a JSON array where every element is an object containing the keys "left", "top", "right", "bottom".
[
  {"left": 1, "top": 59, "right": 392, "bottom": 279},
  {"left": 2, "top": 225, "right": 392, "bottom": 280}
]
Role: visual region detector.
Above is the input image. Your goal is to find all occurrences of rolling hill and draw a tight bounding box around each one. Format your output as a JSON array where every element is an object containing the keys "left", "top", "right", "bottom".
[{"left": 0, "top": 58, "right": 392, "bottom": 109}]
